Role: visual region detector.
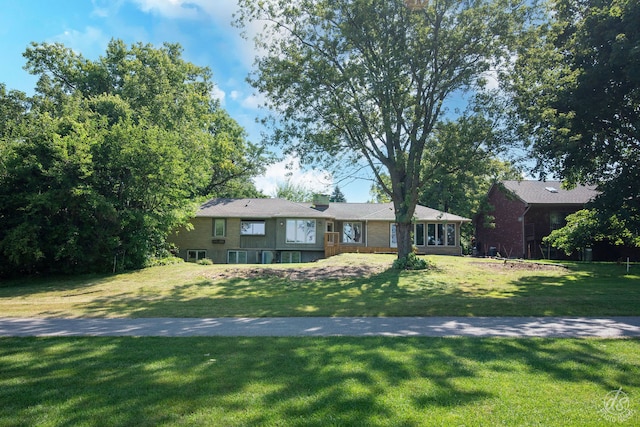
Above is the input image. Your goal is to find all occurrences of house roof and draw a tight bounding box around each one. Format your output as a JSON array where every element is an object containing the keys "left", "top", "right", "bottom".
[
  {"left": 196, "top": 198, "right": 332, "bottom": 219},
  {"left": 196, "top": 198, "right": 471, "bottom": 222},
  {"left": 499, "top": 180, "right": 598, "bottom": 205},
  {"left": 323, "top": 202, "right": 470, "bottom": 222}
]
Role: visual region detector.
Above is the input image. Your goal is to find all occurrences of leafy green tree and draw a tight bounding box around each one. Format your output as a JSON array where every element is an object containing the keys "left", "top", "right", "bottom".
[
  {"left": 0, "top": 98, "right": 116, "bottom": 274},
  {"left": 511, "top": 0, "right": 640, "bottom": 245},
  {"left": 236, "top": 0, "right": 535, "bottom": 259},
  {"left": 418, "top": 112, "right": 522, "bottom": 218},
  {"left": 543, "top": 209, "right": 637, "bottom": 257},
  {"left": 329, "top": 186, "right": 346, "bottom": 203},
  {"left": 0, "top": 40, "right": 266, "bottom": 275}
]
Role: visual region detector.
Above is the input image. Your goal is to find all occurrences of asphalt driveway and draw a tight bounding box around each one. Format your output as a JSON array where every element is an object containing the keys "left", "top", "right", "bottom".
[{"left": 1, "top": 317, "right": 639, "bottom": 338}]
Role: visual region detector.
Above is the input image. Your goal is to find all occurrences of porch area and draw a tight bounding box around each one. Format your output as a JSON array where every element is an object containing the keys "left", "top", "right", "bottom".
[{"left": 324, "top": 232, "right": 398, "bottom": 257}]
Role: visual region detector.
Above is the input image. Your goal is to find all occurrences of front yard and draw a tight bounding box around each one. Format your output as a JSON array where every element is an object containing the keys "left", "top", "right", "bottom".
[
  {"left": 1, "top": 254, "right": 638, "bottom": 318},
  {"left": 2, "top": 255, "right": 639, "bottom": 426}
]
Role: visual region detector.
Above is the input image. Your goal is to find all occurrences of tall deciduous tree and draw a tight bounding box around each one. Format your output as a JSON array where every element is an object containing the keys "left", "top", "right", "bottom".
[
  {"left": 236, "top": 0, "right": 534, "bottom": 259},
  {"left": 0, "top": 40, "right": 266, "bottom": 275},
  {"left": 511, "top": 0, "right": 640, "bottom": 245}
]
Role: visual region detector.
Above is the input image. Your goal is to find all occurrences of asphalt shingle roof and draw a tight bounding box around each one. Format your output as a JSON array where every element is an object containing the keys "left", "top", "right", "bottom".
[
  {"left": 196, "top": 199, "right": 471, "bottom": 222},
  {"left": 500, "top": 180, "right": 598, "bottom": 205},
  {"left": 196, "top": 198, "right": 332, "bottom": 218}
]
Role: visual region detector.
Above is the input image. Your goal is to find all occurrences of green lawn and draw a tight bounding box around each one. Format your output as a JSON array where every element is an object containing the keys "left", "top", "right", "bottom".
[
  {"left": 1, "top": 337, "right": 638, "bottom": 426},
  {"left": 1, "top": 254, "right": 639, "bottom": 317}
]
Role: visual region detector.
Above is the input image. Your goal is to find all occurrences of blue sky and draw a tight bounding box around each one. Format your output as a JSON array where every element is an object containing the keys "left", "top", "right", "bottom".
[{"left": 1, "top": 0, "right": 373, "bottom": 201}]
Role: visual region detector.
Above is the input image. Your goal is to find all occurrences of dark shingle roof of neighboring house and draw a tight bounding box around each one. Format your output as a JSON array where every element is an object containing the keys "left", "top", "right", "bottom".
[
  {"left": 196, "top": 198, "right": 471, "bottom": 222},
  {"left": 499, "top": 180, "right": 598, "bottom": 205}
]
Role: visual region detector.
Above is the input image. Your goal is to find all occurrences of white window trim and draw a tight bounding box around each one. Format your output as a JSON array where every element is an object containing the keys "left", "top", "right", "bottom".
[
  {"left": 281, "top": 251, "right": 301, "bottom": 263},
  {"left": 187, "top": 250, "right": 207, "bottom": 262},
  {"left": 228, "top": 250, "right": 248, "bottom": 264},
  {"left": 286, "top": 219, "right": 317, "bottom": 244},
  {"left": 213, "top": 218, "right": 226, "bottom": 237},
  {"left": 240, "top": 220, "right": 266, "bottom": 236},
  {"left": 343, "top": 222, "right": 363, "bottom": 244},
  {"left": 390, "top": 223, "right": 426, "bottom": 247},
  {"left": 427, "top": 223, "right": 457, "bottom": 246}
]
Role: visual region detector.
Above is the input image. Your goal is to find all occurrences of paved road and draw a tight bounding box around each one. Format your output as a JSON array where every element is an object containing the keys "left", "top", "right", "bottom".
[{"left": 1, "top": 317, "right": 640, "bottom": 338}]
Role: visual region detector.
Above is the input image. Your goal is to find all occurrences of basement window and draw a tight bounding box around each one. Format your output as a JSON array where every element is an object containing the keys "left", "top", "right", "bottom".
[{"left": 187, "top": 250, "right": 207, "bottom": 263}]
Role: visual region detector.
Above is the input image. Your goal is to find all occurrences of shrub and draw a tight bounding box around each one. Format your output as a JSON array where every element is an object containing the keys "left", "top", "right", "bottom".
[
  {"left": 145, "top": 256, "right": 184, "bottom": 267},
  {"left": 392, "top": 253, "right": 429, "bottom": 270},
  {"left": 198, "top": 258, "right": 214, "bottom": 266}
]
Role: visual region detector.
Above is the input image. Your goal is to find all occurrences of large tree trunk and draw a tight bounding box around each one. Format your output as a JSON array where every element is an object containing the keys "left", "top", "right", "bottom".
[
  {"left": 392, "top": 190, "right": 417, "bottom": 260},
  {"left": 395, "top": 221, "right": 414, "bottom": 259}
]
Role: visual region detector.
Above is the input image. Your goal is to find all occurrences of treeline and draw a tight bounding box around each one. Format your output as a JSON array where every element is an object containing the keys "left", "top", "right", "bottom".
[{"left": 0, "top": 40, "right": 266, "bottom": 276}]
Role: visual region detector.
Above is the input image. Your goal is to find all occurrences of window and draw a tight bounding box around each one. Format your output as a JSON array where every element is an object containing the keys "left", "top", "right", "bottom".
[
  {"left": 281, "top": 251, "right": 301, "bottom": 263},
  {"left": 343, "top": 222, "right": 362, "bottom": 243},
  {"left": 187, "top": 250, "right": 207, "bottom": 263},
  {"left": 228, "top": 250, "right": 247, "bottom": 264},
  {"left": 240, "top": 220, "right": 265, "bottom": 235},
  {"left": 427, "top": 223, "right": 456, "bottom": 246},
  {"left": 213, "top": 219, "right": 226, "bottom": 237},
  {"left": 286, "top": 219, "right": 316, "bottom": 244},
  {"left": 427, "top": 224, "right": 437, "bottom": 245},
  {"left": 392, "top": 223, "right": 426, "bottom": 247},
  {"left": 550, "top": 212, "right": 566, "bottom": 231},
  {"left": 390, "top": 223, "right": 397, "bottom": 247},
  {"left": 415, "top": 223, "right": 425, "bottom": 246},
  {"left": 446, "top": 224, "right": 456, "bottom": 246}
]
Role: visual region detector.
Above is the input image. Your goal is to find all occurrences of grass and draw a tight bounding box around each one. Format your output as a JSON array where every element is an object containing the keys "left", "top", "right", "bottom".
[
  {"left": 0, "top": 336, "right": 638, "bottom": 426},
  {"left": 1, "top": 254, "right": 639, "bottom": 317}
]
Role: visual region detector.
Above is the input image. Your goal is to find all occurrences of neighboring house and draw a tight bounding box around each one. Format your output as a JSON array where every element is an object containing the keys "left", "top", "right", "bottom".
[
  {"left": 170, "top": 196, "right": 471, "bottom": 264},
  {"left": 474, "top": 180, "right": 599, "bottom": 259}
]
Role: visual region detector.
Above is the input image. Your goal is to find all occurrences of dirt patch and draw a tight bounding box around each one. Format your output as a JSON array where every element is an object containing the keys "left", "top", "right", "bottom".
[
  {"left": 470, "top": 260, "right": 567, "bottom": 271},
  {"left": 205, "top": 263, "right": 390, "bottom": 281}
]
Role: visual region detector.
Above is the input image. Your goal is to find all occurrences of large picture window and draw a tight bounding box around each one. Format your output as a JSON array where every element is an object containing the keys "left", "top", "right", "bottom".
[
  {"left": 427, "top": 223, "right": 456, "bottom": 246},
  {"left": 343, "top": 222, "right": 362, "bottom": 243},
  {"left": 240, "top": 220, "right": 265, "bottom": 235},
  {"left": 286, "top": 219, "right": 316, "bottom": 244}
]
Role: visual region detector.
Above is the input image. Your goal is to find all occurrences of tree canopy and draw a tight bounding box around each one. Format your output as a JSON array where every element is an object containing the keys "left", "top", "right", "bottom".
[
  {"left": 0, "top": 40, "right": 266, "bottom": 276},
  {"left": 511, "top": 0, "right": 640, "bottom": 246},
  {"left": 236, "top": 0, "right": 535, "bottom": 259}
]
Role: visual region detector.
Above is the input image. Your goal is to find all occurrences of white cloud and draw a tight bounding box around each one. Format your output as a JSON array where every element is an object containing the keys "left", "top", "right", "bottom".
[
  {"left": 91, "top": 0, "right": 125, "bottom": 18},
  {"left": 253, "top": 155, "right": 333, "bottom": 197},
  {"left": 241, "top": 93, "right": 265, "bottom": 110},
  {"left": 128, "top": 0, "right": 262, "bottom": 67},
  {"left": 211, "top": 85, "right": 226, "bottom": 103},
  {"left": 131, "top": 0, "right": 201, "bottom": 19},
  {"left": 51, "top": 26, "right": 110, "bottom": 57}
]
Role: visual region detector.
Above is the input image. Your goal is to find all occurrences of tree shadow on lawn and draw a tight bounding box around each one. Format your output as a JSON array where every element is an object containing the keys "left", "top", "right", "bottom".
[
  {"left": 2, "top": 336, "right": 637, "bottom": 426},
  {"left": 64, "top": 261, "right": 640, "bottom": 318},
  {"left": 503, "top": 264, "right": 640, "bottom": 316},
  {"left": 78, "top": 269, "right": 406, "bottom": 318}
]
